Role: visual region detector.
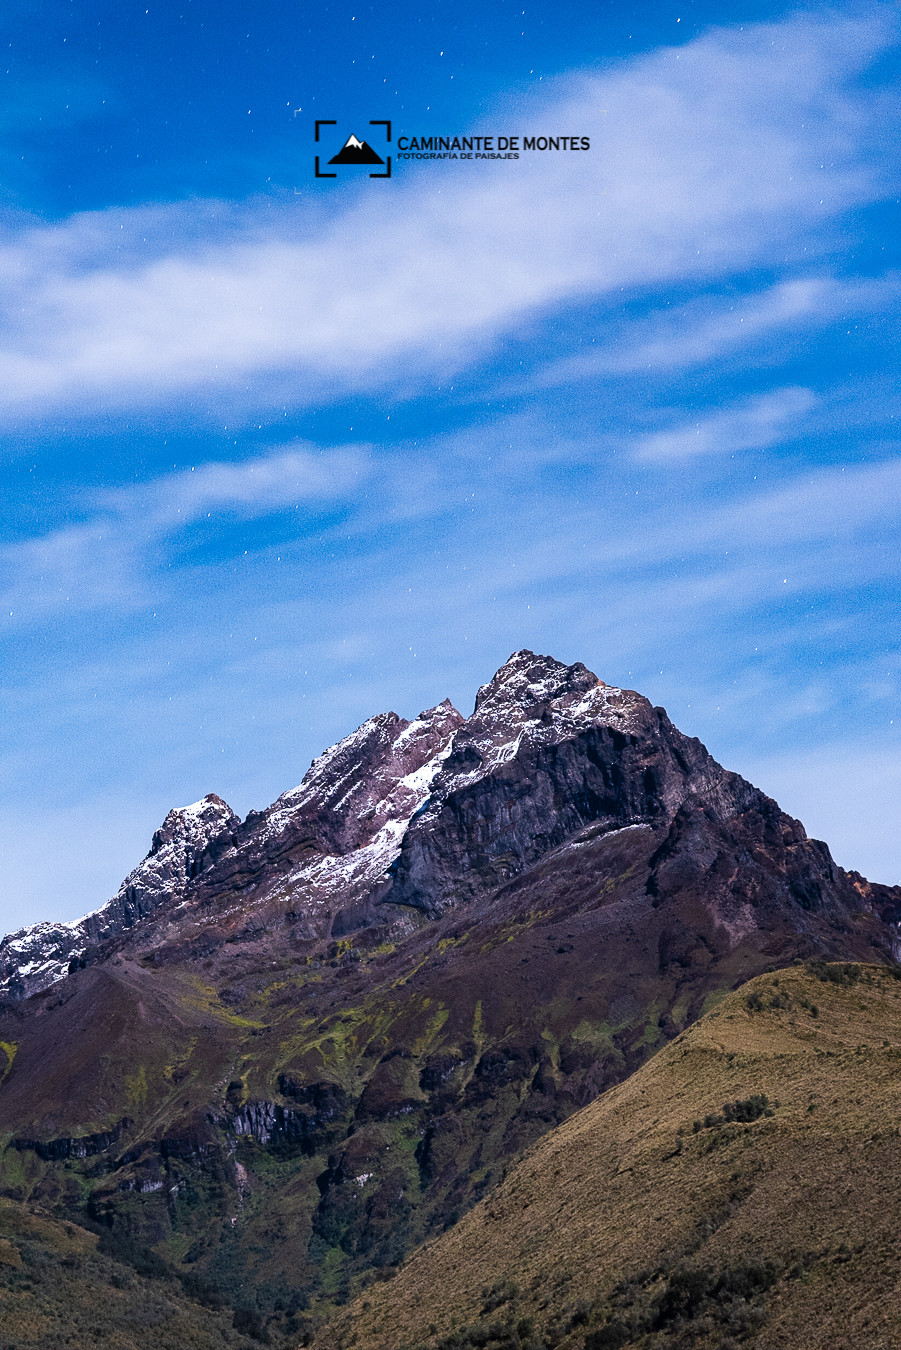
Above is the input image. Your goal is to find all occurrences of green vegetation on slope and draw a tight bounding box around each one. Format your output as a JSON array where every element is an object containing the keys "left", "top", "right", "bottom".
[
  {"left": 0, "top": 1199, "right": 262, "bottom": 1350},
  {"left": 316, "top": 963, "right": 901, "bottom": 1350}
]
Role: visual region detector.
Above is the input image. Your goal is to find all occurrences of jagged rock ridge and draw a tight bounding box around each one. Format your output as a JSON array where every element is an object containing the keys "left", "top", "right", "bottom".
[
  {"left": 2, "top": 649, "right": 898, "bottom": 1000},
  {"left": 0, "top": 794, "right": 239, "bottom": 999}
]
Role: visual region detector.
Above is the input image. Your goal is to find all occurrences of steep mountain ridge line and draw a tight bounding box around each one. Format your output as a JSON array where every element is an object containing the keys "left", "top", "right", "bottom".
[
  {"left": 0, "top": 793, "right": 241, "bottom": 1000},
  {"left": 0, "top": 651, "right": 668, "bottom": 994},
  {"left": 0, "top": 692, "right": 464, "bottom": 1000}
]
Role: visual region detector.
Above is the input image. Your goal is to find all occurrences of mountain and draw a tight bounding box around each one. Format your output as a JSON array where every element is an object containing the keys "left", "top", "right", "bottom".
[
  {"left": 316, "top": 961, "right": 901, "bottom": 1350},
  {"left": 0, "top": 650, "right": 898, "bottom": 1339},
  {"left": 328, "top": 134, "right": 385, "bottom": 165}
]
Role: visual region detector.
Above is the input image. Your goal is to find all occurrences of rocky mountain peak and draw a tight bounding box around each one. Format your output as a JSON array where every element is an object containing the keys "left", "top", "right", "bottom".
[
  {"left": 241, "top": 697, "right": 464, "bottom": 860},
  {"left": 451, "top": 651, "right": 646, "bottom": 779},
  {"left": 5, "top": 652, "right": 900, "bottom": 1006},
  {"left": 166, "top": 696, "right": 467, "bottom": 940},
  {"left": 147, "top": 793, "right": 237, "bottom": 857},
  {"left": 380, "top": 653, "right": 768, "bottom": 917},
  {"left": 0, "top": 793, "right": 241, "bottom": 1001},
  {"left": 101, "top": 792, "right": 241, "bottom": 934},
  {"left": 473, "top": 648, "right": 600, "bottom": 715}
]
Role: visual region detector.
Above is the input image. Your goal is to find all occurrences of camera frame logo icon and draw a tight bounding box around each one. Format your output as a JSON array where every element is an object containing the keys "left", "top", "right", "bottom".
[{"left": 315, "top": 120, "right": 392, "bottom": 179}]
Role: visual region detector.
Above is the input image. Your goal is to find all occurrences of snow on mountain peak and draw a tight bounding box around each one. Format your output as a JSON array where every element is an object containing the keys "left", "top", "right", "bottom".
[{"left": 474, "top": 649, "right": 600, "bottom": 714}]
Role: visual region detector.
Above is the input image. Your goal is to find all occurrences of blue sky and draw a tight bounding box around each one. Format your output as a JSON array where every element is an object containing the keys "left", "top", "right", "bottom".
[{"left": 2, "top": 1, "right": 900, "bottom": 932}]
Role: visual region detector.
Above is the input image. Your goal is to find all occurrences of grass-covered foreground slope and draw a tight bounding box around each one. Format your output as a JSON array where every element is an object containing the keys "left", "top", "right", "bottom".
[
  {"left": 317, "top": 963, "right": 901, "bottom": 1350},
  {"left": 0, "top": 1199, "right": 263, "bottom": 1349}
]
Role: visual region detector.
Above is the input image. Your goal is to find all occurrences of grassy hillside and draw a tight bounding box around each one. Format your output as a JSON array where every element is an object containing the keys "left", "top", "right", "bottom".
[
  {"left": 0, "top": 1198, "right": 264, "bottom": 1349},
  {"left": 316, "top": 962, "right": 901, "bottom": 1350}
]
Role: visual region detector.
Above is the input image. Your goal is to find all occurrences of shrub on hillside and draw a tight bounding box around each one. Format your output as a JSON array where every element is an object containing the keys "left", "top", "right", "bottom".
[
  {"left": 805, "top": 962, "right": 861, "bottom": 986},
  {"left": 692, "top": 1095, "right": 774, "bottom": 1133}
]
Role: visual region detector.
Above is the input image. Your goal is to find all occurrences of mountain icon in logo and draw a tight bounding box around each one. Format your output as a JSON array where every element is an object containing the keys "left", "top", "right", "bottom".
[{"left": 328, "top": 133, "right": 385, "bottom": 166}]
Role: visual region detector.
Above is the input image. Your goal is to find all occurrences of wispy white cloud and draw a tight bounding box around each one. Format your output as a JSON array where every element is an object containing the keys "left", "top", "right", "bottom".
[
  {"left": 0, "top": 10, "right": 893, "bottom": 425},
  {"left": 529, "top": 272, "right": 901, "bottom": 389},
  {"left": 1, "top": 443, "right": 371, "bottom": 617},
  {"left": 633, "top": 386, "right": 817, "bottom": 461},
  {"left": 100, "top": 444, "right": 371, "bottom": 528},
  {"left": 5, "top": 407, "right": 901, "bottom": 625},
  {"left": 608, "top": 274, "right": 901, "bottom": 373},
  {"left": 701, "top": 453, "right": 901, "bottom": 552}
]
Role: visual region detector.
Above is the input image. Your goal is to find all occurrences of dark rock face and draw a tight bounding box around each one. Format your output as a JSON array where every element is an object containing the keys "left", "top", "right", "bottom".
[
  {"left": 224, "top": 1081, "right": 349, "bottom": 1156},
  {"left": 13, "top": 1118, "right": 132, "bottom": 1162},
  {"left": 383, "top": 652, "right": 759, "bottom": 915},
  {"left": 380, "top": 653, "right": 877, "bottom": 948},
  {"left": 229, "top": 1100, "right": 318, "bottom": 1154}
]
